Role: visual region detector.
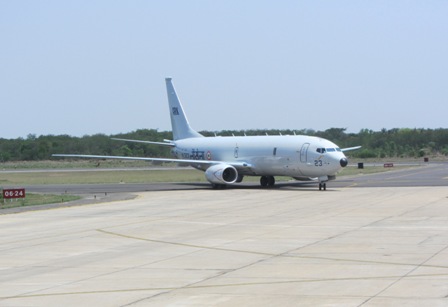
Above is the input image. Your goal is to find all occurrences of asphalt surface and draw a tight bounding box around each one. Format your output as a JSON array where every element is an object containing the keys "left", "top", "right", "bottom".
[{"left": 336, "top": 162, "right": 448, "bottom": 188}]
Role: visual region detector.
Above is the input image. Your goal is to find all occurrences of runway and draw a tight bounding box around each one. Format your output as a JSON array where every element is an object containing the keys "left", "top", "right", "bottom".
[{"left": 1, "top": 164, "right": 448, "bottom": 306}]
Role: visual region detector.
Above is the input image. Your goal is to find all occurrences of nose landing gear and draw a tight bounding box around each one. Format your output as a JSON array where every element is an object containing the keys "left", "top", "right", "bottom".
[{"left": 317, "top": 175, "right": 329, "bottom": 191}]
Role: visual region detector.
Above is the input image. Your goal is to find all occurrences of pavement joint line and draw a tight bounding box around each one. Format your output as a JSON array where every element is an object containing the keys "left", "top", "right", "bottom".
[
  {"left": 97, "top": 229, "right": 448, "bottom": 270},
  {"left": 97, "top": 229, "right": 274, "bottom": 256},
  {"left": 2, "top": 273, "right": 448, "bottom": 300},
  {"left": 358, "top": 240, "right": 448, "bottom": 306}
]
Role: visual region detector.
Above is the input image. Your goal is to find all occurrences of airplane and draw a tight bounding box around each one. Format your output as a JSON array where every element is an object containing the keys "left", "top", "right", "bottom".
[{"left": 53, "top": 78, "right": 361, "bottom": 190}]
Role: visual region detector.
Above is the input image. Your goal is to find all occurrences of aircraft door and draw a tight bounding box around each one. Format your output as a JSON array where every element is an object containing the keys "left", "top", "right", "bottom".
[{"left": 300, "top": 143, "right": 310, "bottom": 163}]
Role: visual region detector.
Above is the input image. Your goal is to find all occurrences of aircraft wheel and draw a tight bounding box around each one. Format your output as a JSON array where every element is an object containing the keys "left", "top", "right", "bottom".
[
  {"left": 319, "top": 183, "right": 327, "bottom": 191},
  {"left": 236, "top": 175, "right": 244, "bottom": 183},
  {"left": 260, "top": 176, "right": 269, "bottom": 187},
  {"left": 267, "top": 176, "right": 275, "bottom": 187},
  {"left": 260, "top": 176, "right": 275, "bottom": 188}
]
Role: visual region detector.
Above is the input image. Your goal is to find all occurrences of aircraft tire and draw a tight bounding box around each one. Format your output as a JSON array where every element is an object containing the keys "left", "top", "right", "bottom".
[
  {"left": 260, "top": 176, "right": 269, "bottom": 187},
  {"left": 267, "top": 176, "right": 275, "bottom": 187},
  {"left": 260, "top": 176, "right": 275, "bottom": 188}
]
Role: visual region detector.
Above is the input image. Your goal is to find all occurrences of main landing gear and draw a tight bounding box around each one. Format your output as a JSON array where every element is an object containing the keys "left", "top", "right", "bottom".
[
  {"left": 260, "top": 176, "right": 275, "bottom": 188},
  {"left": 318, "top": 182, "right": 327, "bottom": 191}
]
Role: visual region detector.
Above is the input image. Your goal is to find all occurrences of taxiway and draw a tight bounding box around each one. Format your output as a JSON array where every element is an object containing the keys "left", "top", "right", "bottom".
[{"left": 1, "top": 164, "right": 448, "bottom": 306}]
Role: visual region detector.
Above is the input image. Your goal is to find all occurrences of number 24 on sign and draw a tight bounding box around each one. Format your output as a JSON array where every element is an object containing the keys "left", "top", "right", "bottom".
[{"left": 3, "top": 189, "right": 26, "bottom": 199}]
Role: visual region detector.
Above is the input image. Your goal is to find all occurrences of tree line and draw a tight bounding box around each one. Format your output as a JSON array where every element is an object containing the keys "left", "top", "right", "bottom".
[{"left": 1, "top": 128, "right": 448, "bottom": 162}]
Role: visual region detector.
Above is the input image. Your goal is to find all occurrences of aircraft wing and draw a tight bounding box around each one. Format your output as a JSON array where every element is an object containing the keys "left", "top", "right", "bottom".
[
  {"left": 341, "top": 146, "right": 362, "bottom": 152},
  {"left": 111, "top": 138, "right": 175, "bottom": 147},
  {"left": 52, "top": 154, "right": 251, "bottom": 168}
]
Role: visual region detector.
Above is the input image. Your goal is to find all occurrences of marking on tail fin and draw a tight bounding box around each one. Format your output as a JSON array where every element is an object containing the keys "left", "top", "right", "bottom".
[{"left": 165, "top": 78, "right": 203, "bottom": 140}]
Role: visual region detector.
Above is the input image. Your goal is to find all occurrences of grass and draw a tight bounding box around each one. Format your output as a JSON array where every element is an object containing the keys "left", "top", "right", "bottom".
[
  {"left": 0, "top": 193, "right": 81, "bottom": 209},
  {"left": 0, "top": 157, "right": 433, "bottom": 170},
  {"left": 0, "top": 169, "right": 205, "bottom": 185},
  {"left": 342, "top": 165, "right": 416, "bottom": 176}
]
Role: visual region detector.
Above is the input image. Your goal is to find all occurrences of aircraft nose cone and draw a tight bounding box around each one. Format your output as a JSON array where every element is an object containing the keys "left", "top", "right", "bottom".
[{"left": 340, "top": 158, "right": 348, "bottom": 167}]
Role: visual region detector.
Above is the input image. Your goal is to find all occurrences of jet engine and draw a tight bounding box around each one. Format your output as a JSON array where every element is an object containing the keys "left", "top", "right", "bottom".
[{"left": 205, "top": 164, "right": 238, "bottom": 185}]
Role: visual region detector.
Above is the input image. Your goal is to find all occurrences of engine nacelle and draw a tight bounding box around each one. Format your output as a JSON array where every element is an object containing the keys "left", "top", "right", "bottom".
[{"left": 205, "top": 164, "right": 238, "bottom": 185}]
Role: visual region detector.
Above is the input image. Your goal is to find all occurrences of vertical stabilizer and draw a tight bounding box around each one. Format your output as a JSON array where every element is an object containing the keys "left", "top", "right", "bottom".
[{"left": 165, "top": 78, "right": 203, "bottom": 140}]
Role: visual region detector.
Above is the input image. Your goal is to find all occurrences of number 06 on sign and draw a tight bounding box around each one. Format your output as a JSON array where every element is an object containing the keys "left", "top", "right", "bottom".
[{"left": 3, "top": 188, "right": 26, "bottom": 202}]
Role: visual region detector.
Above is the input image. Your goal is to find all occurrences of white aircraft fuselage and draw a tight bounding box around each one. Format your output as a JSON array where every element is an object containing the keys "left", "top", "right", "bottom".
[
  {"left": 173, "top": 135, "right": 345, "bottom": 178},
  {"left": 53, "top": 77, "right": 359, "bottom": 190}
]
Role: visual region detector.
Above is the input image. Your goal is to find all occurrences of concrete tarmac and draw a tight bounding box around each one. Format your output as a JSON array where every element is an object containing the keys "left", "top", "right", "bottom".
[{"left": 1, "top": 186, "right": 448, "bottom": 305}]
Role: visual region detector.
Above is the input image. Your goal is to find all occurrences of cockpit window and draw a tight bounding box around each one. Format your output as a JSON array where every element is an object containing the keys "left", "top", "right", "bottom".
[{"left": 317, "top": 147, "right": 341, "bottom": 153}]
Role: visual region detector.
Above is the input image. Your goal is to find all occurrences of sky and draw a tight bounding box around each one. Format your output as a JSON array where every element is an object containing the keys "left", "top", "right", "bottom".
[{"left": 1, "top": 1, "right": 447, "bottom": 139}]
